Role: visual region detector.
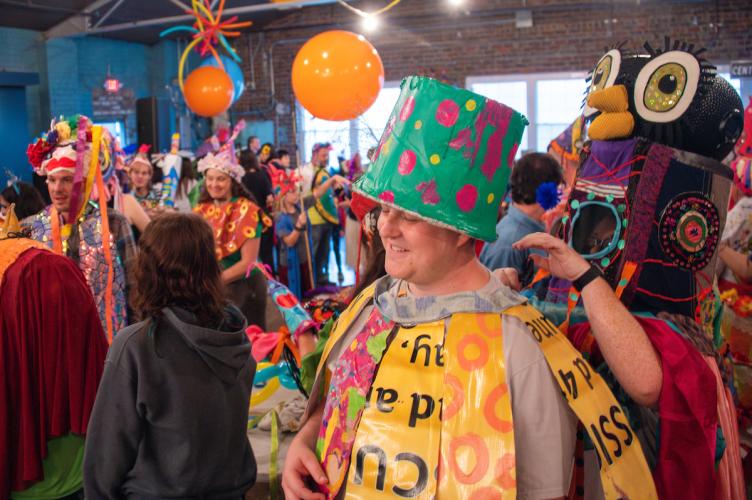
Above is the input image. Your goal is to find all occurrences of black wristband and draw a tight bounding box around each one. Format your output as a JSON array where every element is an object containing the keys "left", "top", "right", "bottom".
[
  {"left": 294, "top": 225, "right": 305, "bottom": 231},
  {"left": 572, "top": 264, "right": 602, "bottom": 292}
]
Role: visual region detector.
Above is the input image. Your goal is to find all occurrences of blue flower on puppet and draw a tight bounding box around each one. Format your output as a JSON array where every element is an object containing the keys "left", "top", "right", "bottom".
[{"left": 536, "top": 181, "right": 562, "bottom": 211}]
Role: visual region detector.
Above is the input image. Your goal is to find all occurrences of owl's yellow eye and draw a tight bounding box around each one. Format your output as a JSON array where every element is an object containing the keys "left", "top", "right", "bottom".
[
  {"left": 634, "top": 50, "right": 700, "bottom": 123},
  {"left": 584, "top": 49, "right": 621, "bottom": 118},
  {"left": 591, "top": 55, "right": 614, "bottom": 92},
  {"left": 643, "top": 63, "right": 688, "bottom": 112}
]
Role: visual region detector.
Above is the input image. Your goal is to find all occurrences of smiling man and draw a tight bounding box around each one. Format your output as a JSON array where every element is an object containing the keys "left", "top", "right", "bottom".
[
  {"left": 22, "top": 116, "right": 136, "bottom": 339},
  {"left": 282, "top": 77, "right": 657, "bottom": 500}
]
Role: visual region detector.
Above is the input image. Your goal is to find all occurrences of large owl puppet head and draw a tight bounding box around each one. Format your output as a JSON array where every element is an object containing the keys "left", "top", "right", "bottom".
[{"left": 547, "top": 39, "right": 743, "bottom": 319}]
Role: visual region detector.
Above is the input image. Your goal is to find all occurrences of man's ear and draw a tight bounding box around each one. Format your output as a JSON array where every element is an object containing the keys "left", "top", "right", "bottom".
[{"left": 457, "top": 233, "right": 472, "bottom": 249}]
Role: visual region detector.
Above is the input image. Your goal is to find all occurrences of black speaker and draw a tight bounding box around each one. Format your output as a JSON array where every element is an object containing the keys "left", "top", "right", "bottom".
[{"left": 136, "top": 97, "right": 171, "bottom": 152}]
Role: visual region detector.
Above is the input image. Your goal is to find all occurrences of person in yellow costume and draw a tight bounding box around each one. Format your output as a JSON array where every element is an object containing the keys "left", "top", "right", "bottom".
[{"left": 282, "top": 77, "right": 659, "bottom": 499}]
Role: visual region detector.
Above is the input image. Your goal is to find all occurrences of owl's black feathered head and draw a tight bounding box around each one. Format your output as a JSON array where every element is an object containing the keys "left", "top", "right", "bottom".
[{"left": 583, "top": 37, "right": 743, "bottom": 160}]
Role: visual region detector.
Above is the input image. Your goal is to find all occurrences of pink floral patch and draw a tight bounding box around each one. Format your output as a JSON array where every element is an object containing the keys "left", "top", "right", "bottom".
[
  {"left": 435, "top": 99, "right": 460, "bottom": 127},
  {"left": 456, "top": 184, "right": 478, "bottom": 212},
  {"left": 399, "top": 95, "right": 415, "bottom": 122},
  {"left": 416, "top": 180, "right": 440, "bottom": 205},
  {"left": 507, "top": 142, "right": 519, "bottom": 169},
  {"left": 379, "top": 191, "right": 395, "bottom": 203},
  {"left": 398, "top": 150, "right": 417, "bottom": 175}
]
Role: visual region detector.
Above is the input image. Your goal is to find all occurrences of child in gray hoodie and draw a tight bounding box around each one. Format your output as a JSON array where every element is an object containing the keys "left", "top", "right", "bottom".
[{"left": 84, "top": 213, "right": 257, "bottom": 499}]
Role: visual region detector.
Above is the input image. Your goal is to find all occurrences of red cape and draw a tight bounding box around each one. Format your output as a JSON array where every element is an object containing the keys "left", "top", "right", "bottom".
[
  {"left": 0, "top": 247, "right": 108, "bottom": 495},
  {"left": 569, "top": 316, "right": 718, "bottom": 500}
]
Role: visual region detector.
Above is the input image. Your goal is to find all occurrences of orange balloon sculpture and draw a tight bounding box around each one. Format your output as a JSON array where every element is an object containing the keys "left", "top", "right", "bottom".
[
  {"left": 183, "top": 66, "right": 234, "bottom": 117},
  {"left": 292, "top": 30, "right": 384, "bottom": 121}
]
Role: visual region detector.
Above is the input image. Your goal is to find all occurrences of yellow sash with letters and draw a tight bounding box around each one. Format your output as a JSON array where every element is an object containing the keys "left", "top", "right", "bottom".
[{"left": 316, "top": 286, "right": 657, "bottom": 499}]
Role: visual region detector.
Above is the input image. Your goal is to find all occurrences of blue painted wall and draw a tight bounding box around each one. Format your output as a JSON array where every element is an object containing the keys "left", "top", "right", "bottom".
[{"left": 0, "top": 27, "right": 182, "bottom": 183}]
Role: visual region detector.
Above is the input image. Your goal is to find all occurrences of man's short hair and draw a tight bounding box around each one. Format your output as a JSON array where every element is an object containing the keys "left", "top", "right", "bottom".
[
  {"left": 277, "top": 149, "right": 289, "bottom": 158},
  {"left": 509, "top": 152, "right": 564, "bottom": 205}
]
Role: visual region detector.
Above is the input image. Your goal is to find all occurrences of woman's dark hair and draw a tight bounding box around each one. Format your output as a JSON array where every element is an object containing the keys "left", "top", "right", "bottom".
[
  {"left": 177, "top": 157, "right": 197, "bottom": 198},
  {"left": 131, "top": 213, "right": 226, "bottom": 326},
  {"left": 259, "top": 143, "right": 276, "bottom": 162},
  {"left": 239, "top": 149, "right": 260, "bottom": 172},
  {"left": 1, "top": 182, "right": 45, "bottom": 219},
  {"left": 509, "top": 152, "right": 564, "bottom": 205},
  {"left": 197, "top": 177, "right": 254, "bottom": 204}
]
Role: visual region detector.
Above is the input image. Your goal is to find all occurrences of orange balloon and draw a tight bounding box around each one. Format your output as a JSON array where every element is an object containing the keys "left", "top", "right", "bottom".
[
  {"left": 292, "top": 30, "right": 384, "bottom": 121},
  {"left": 183, "top": 66, "right": 234, "bottom": 117}
]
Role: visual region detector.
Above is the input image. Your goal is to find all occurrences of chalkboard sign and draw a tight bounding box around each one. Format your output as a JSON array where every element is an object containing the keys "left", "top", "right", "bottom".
[{"left": 92, "top": 87, "right": 135, "bottom": 117}]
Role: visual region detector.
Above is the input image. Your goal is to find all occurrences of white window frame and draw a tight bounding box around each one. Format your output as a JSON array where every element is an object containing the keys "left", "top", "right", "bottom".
[
  {"left": 466, "top": 71, "right": 589, "bottom": 154},
  {"left": 296, "top": 80, "right": 402, "bottom": 166}
]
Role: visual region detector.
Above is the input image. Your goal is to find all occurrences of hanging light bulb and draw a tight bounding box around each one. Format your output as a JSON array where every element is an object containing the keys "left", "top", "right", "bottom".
[
  {"left": 448, "top": 0, "right": 464, "bottom": 6},
  {"left": 361, "top": 13, "right": 379, "bottom": 32}
]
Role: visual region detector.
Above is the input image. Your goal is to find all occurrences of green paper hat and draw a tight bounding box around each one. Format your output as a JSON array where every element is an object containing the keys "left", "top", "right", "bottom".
[{"left": 353, "top": 76, "right": 528, "bottom": 242}]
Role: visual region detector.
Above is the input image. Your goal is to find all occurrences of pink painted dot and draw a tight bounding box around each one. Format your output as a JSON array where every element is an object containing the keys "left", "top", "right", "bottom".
[
  {"left": 435, "top": 99, "right": 460, "bottom": 127},
  {"left": 398, "top": 150, "right": 417, "bottom": 175},
  {"left": 379, "top": 191, "right": 395, "bottom": 203},
  {"left": 399, "top": 95, "right": 415, "bottom": 122},
  {"left": 456, "top": 184, "right": 478, "bottom": 212}
]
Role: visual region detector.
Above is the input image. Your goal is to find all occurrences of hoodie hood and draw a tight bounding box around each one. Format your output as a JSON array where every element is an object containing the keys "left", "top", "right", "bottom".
[{"left": 161, "top": 305, "right": 251, "bottom": 384}]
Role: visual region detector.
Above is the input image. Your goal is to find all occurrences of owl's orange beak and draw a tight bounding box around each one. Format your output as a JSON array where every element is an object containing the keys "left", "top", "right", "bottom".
[{"left": 587, "top": 85, "right": 635, "bottom": 141}]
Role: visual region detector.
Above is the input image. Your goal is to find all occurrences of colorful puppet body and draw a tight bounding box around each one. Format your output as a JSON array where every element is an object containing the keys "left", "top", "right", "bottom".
[{"left": 537, "top": 40, "right": 745, "bottom": 498}]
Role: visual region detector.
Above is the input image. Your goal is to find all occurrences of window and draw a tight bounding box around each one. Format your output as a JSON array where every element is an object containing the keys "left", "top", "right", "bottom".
[
  {"left": 536, "top": 79, "right": 586, "bottom": 152},
  {"left": 100, "top": 120, "right": 125, "bottom": 146},
  {"left": 298, "top": 84, "right": 401, "bottom": 167},
  {"left": 718, "top": 72, "right": 742, "bottom": 96},
  {"left": 469, "top": 81, "right": 528, "bottom": 154}
]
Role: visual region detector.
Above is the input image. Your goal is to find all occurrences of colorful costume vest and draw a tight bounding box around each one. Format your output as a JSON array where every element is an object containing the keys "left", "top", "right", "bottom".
[
  {"left": 314, "top": 283, "right": 658, "bottom": 499},
  {"left": 194, "top": 196, "right": 269, "bottom": 265},
  {"left": 23, "top": 204, "right": 128, "bottom": 334}
]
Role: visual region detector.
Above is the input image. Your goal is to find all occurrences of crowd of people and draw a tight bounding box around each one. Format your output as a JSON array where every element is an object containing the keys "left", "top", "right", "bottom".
[{"left": 1, "top": 40, "right": 752, "bottom": 500}]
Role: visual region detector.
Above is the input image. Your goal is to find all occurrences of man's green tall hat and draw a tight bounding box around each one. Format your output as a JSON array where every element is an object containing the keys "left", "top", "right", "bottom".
[{"left": 353, "top": 76, "right": 528, "bottom": 241}]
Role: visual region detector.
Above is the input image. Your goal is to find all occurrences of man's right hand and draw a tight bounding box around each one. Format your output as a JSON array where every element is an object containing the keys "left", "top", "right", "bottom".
[
  {"left": 512, "top": 232, "right": 590, "bottom": 282},
  {"left": 296, "top": 212, "right": 308, "bottom": 228},
  {"left": 281, "top": 436, "right": 328, "bottom": 499}
]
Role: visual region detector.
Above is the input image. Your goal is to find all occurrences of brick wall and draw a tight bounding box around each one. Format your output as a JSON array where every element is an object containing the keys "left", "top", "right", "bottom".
[{"left": 232, "top": 0, "right": 752, "bottom": 159}]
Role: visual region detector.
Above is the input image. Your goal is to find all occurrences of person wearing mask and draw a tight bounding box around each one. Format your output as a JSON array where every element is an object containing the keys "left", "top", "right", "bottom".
[{"left": 83, "top": 213, "right": 257, "bottom": 499}]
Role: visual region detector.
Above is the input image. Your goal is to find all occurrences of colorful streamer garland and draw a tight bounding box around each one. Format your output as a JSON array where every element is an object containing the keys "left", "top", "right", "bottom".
[{"left": 159, "top": 0, "right": 251, "bottom": 92}]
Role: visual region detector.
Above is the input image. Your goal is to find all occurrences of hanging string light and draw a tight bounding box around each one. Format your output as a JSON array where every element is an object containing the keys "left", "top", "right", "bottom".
[{"left": 336, "top": 0, "right": 402, "bottom": 32}]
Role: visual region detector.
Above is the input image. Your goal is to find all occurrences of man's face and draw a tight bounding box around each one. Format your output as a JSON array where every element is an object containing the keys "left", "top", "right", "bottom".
[
  {"left": 0, "top": 195, "right": 8, "bottom": 221},
  {"left": 316, "top": 148, "right": 330, "bottom": 166},
  {"left": 250, "top": 138, "right": 260, "bottom": 151},
  {"left": 279, "top": 154, "right": 291, "bottom": 168},
  {"left": 46, "top": 170, "right": 74, "bottom": 213},
  {"left": 378, "top": 205, "right": 464, "bottom": 286},
  {"left": 129, "top": 162, "right": 152, "bottom": 189}
]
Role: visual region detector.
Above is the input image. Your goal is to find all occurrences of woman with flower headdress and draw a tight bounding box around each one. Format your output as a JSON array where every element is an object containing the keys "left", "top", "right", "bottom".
[{"left": 194, "top": 122, "right": 271, "bottom": 329}]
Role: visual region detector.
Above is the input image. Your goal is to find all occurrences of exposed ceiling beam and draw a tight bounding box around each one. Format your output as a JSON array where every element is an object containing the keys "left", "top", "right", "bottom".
[
  {"left": 92, "top": 0, "right": 125, "bottom": 29},
  {"left": 80, "top": 0, "right": 341, "bottom": 36},
  {"left": 44, "top": 0, "right": 118, "bottom": 39}
]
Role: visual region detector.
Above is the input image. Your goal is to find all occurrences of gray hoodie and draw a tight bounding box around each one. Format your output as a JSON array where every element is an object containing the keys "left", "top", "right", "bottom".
[{"left": 83, "top": 305, "right": 256, "bottom": 499}]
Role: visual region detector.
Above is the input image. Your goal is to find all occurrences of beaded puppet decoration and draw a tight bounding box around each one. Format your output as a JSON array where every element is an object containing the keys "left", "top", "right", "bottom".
[{"left": 538, "top": 39, "right": 744, "bottom": 499}]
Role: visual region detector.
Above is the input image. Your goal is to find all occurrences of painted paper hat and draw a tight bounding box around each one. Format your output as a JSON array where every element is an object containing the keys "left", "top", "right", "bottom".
[{"left": 353, "top": 76, "right": 528, "bottom": 241}]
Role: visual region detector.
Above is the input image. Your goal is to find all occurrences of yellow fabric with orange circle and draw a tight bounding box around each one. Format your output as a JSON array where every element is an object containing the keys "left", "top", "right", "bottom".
[
  {"left": 317, "top": 285, "right": 657, "bottom": 499},
  {"left": 340, "top": 312, "right": 516, "bottom": 499},
  {"left": 194, "top": 197, "right": 264, "bottom": 261}
]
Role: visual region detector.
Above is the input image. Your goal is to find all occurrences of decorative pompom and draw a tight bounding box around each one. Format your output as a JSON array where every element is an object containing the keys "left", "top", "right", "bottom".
[
  {"left": 54, "top": 121, "right": 71, "bottom": 141},
  {"left": 138, "top": 144, "right": 152, "bottom": 155},
  {"left": 536, "top": 181, "right": 561, "bottom": 211}
]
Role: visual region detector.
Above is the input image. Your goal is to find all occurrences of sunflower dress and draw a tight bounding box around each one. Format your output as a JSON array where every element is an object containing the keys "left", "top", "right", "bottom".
[{"left": 194, "top": 196, "right": 270, "bottom": 328}]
